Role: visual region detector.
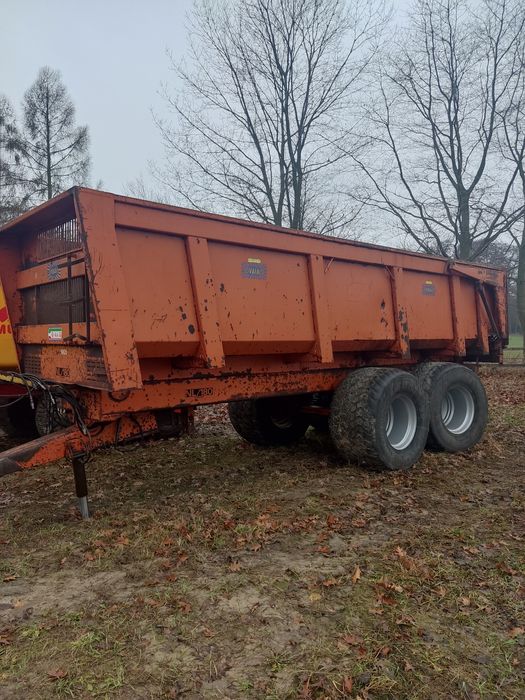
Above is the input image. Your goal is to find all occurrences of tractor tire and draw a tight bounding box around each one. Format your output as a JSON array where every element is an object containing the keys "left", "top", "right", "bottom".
[
  {"left": 329, "top": 367, "right": 429, "bottom": 471},
  {"left": 228, "top": 396, "right": 310, "bottom": 446},
  {"left": 415, "top": 362, "right": 487, "bottom": 452}
]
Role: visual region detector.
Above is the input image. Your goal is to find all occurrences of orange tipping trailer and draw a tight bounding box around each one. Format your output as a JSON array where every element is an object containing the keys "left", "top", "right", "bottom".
[{"left": 0, "top": 188, "right": 507, "bottom": 516}]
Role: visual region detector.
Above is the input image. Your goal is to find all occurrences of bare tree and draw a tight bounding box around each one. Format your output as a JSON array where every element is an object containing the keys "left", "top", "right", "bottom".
[
  {"left": 500, "top": 31, "right": 525, "bottom": 357},
  {"left": 155, "top": 0, "right": 386, "bottom": 233},
  {"left": 0, "top": 95, "right": 29, "bottom": 224},
  {"left": 18, "top": 67, "right": 90, "bottom": 201},
  {"left": 352, "top": 0, "right": 525, "bottom": 260},
  {"left": 126, "top": 174, "right": 174, "bottom": 204}
]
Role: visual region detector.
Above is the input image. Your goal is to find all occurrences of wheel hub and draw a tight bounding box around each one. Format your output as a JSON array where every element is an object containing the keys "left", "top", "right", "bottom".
[
  {"left": 441, "top": 385, "right": 475, "bottom": 435},
  {"left": 386, "top": 394, "right": 418, "bottom": 450}
]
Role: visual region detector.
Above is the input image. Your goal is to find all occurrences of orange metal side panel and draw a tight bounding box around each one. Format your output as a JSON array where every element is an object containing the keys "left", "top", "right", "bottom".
[
  {"left": 75, "top": 190, "right": 142, "bottom": 390},
  {"left": 117, "top": 230, "right": 200, "bottom": 358},
  {"left": 114, "top": 200, "right": 452, "bottom": 274},
  {"left": 210, "top": 242, "right": 316, "bottom": 355},
  {"left": 403, "top": 271, "right": 453, "bottom": 341},
  {"left": 457, "top": 279, "right": 480, "bottom": 341},
  {"left": 0, "top": 188, "right": 508, "bottom": 401},
  {"left": 324, "top": 261, "right": 396, "bottom": 350}
]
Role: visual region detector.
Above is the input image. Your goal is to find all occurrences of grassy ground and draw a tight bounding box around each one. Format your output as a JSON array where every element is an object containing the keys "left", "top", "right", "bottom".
[
  {"left": 0, "top": 367, "right": 524, "bottom": 699},
  {"left": 504, "top": 335, "right": 524, "bottom": 364}
]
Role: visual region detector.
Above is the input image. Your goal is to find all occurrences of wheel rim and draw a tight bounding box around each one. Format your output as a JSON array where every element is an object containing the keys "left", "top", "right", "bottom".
[
  {"left": 441, "top": 384, "right": 475, "bottom": 435},
  {"left": 386, "top": 394, "right": 418, "bottom": 451}
]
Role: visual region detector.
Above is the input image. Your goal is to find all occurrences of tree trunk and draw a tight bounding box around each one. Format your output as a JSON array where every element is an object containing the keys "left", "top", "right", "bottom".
[
  {"left": 517, "top": 224, "right": 525, "bottom": 363},
  {"left": 45, "top": 90, "right": 52, "bottom": 200},
  {"left": 458, "top": 191, "right": 471, "bottom": 260}
]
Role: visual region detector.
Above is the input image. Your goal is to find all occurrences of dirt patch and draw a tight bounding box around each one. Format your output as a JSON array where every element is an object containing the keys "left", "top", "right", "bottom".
[
  {"left": 0, "top": 570, "right": 129, "bottom": 624},
  {"left": 0, "top": 368, "right": 524, "bottom": 699}
]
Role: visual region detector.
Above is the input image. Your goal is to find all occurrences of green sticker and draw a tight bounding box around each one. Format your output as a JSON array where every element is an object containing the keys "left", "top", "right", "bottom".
[{"left": 48, "top": 327, "right": 63, "bottom": 341}]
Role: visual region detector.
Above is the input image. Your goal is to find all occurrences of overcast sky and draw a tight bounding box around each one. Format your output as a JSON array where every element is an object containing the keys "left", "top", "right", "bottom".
[
  {"left": 1, "top": 0, "right": 194, "bottom": 193},
  {"left": 2, "top": 0, "right": 411, "bottom": 196}
]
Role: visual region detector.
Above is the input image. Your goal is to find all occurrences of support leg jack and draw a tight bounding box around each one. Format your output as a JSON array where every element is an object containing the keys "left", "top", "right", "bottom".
[{"left": 72, "top": 454, "right": 90, "bottom": 520}]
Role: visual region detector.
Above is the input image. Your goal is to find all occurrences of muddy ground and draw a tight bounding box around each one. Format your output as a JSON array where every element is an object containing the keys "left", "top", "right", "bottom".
[{"left": 0, "top": 367, "right": 524, "bottom": 699}]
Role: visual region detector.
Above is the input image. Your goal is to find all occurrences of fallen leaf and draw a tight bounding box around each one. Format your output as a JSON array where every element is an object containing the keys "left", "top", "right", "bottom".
[
  {"left": 377, "top": 593, "right": 397, "bottom": 606},
  {"left": 404, "top": 660, "right": 414, "bottom": 671},
  {"left": 351, "top": 565, "right": 361, "bottom": 584},
  {"left": 48, "top": 669, "right": 67, "bottom": 680},
  {"left": 342, "top": 633, "right": 363, "bottom": 646},
  {"left": 322, "top": 578, "right": 338, "bottom": 587},
  {"left": 115, "top": 536, "right": 130, "bottom": 546},
  {"left": 326, "top": 514, "right": 339, "bottom": 529},
  {"left": 395, "top": 615, "right": 415, "bottom": 626},
  {"left": 497, "top": 562, "right": 519, "bottom": 576},
  {"left": 2, "top": 575, "right": 17, "bottom": 582},
  {"left": 144, "top": 598, "right": 162, "bottom": 608},
  {"left": 460, "top": 596, "right": 471, "bottom": 607},
  {"left": 508, "top": 627, "right": 524, "bottom": 638},
  {"left": 462, "top": 546, "right": 480, "bottom": 555},
  {"left": 343, "top": 676, "right": 353, "bottom": 693},
  {"left": 177, "top": 600, "right": 192, "bottom": 614},
  {"left": 228, "top": 560, "right": 241, "bottom": 572},
  {"left": 394, "top": 547, "right": 416, "bottom": 571},
  {"left": 351, "top": 518, "right": 367, "bottom": 528},
  {"left": 308, "top": 592, "right": 321, "bottom": 603}
]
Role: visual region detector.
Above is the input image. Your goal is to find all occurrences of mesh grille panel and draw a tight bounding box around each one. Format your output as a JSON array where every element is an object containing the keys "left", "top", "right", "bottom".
[
  {"left": 22, "top": 347, "right": 42, "bottom": 375},
  {"left": 33, "top": 219, "right": 81, "bottom": 261},
  {"left": 22, "top": 277, "right": 87, "bottom": 325}
]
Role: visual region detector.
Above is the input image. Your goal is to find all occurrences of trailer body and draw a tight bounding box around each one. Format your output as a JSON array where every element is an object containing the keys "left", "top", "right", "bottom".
[
  {"left": 0, "top": 188, "right": 507, "bottom": 396},
  {"left": 0, "top": 188, "right": 507, "bottom": 492}
]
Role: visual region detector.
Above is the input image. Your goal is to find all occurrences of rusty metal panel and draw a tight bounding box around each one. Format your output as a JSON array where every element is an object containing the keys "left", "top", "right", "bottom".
[
  {"left": 74, "top": 190, "right": 142, "bottom": 390},
  {"left": 324, "top": 261, "right": 396, "bottom": 350},
  {"left": 0, "top": 187, "right": 509, "bottom": 399},
  {"left": 210, "top": 242, "right": 316, "bottom": 355},
  {"left": 403, "top": 271, "right": 453, "bottom": 342},
  {"left": 116, "top": 229, "right": 200, "bottom": 357}
]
